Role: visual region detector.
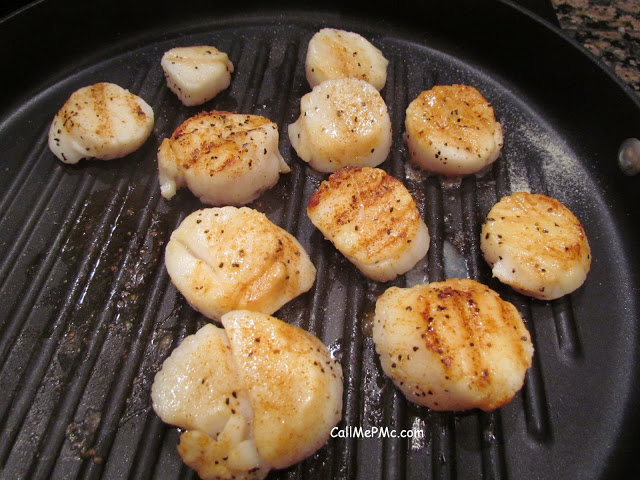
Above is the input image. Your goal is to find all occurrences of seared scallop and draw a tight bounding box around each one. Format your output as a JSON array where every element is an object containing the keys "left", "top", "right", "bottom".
[
  {"left": 151, "top": 323, "right": 251, "bottom": 438},
  {"left": 222, "top": 310, "right": 343, "bottom": 469},
  {"left": 405, "top": 84, "right": 503, "bottom": 175},
  {"left": 151, "top": 323, "right": 268, "bottom": 480},
  {"left": 288, "top": 78, "right": 392, "bottom": 173},
  {"left": 177, "top": 428, "right": 269, "bottom": 480},
  {"left": 480, "top": 192, "right": 591, "bottom": 300},
  {"left": 372, "top": 279, "right": 534, "bottom": 412},
  {"left": 48, "top": 82, "right": 154, "bottom": 164},
  {"left": 164, "top": 207, "right": 316, "bottom": 320},
  {"left": 305, "top": 28, "right": 389, "bottom": 91},
  {"left": 158, "top": 111, "right": 290, "bottom": 206},
  {"left": 307, "top": 166, "right": 429, "bottom": 282},
  {"left": 161, "top": 45, "right": 234, "bottom": 106},
  {"left": 151, "top": 311, "right": 343, "bottom": 479}
]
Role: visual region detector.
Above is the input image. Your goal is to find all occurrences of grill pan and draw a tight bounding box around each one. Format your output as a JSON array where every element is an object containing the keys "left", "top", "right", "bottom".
[{"left": 1, "top": 1, "right": 639, "bottom": 479}]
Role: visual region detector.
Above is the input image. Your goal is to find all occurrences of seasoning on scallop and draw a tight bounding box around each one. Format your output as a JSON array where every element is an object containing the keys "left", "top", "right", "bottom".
[
  {"left": 151, "top": 310, "right": 343, "bottom": 480},
  {"left": 307, "top": 166, "right": 429, "bottom": 282},
  {"left": 48, "top": 82, "right": 154, "bottom": 164},
  {"left": 288, "top": 78, "right": 392, "bottom": 173},
  {"left": 161, "top": 45, "right": 234, "bottom": 106},
  {"left": 222, "top": 310, "right": 343, "bottom": 470},
  {"left": 164, "top": 207, "right": 316, "bottom": 321},
  {"left": 480, "top": 191, "right": 591, "bottom": 300},
  {"left": 151, "top": 323, "right": 268, "bottom": 480},
  {"left": 372, "top": 279, "right": 534, "bottom": 412},
  {"left": 157, "top": 111, "right": 290, "bottom": 206},
  {"left": 405, "top": 84, "right": 503, "bottom": 175},
  {"left": 305, "top": 28, "right": 389, "bottom": 91}
]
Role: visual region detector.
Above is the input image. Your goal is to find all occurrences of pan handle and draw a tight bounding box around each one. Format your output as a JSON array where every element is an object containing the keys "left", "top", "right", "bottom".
[{"left": 618, "top": 138, "right": 640, "bottom": 176}]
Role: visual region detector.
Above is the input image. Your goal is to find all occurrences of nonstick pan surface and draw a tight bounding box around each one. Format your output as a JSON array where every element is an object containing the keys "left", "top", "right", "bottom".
[{"left": 1, "top": 1, "right": 639, "bottom": 479}]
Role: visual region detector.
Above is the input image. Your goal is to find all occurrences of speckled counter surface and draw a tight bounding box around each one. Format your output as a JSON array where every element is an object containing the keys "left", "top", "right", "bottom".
[{"left": 551, "top": 0, "right": 640, "bottom": 98}]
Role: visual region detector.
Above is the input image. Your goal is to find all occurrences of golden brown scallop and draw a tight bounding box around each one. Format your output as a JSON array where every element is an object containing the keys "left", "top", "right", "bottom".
[
  {"left": 158, "top": 111, "right": 290, "bottom": 205},
  {"left": 48, "top": 82, "right": 154, "bottom": 164},
  {"left": 372, "top": 279, "right": 534, "bottom": 411},
  {"left": 307, "top": 166, "right": 429, "bottom": 282},
  {"left": 480, "top": 192, "right": 591, "bottom": 300},
  {"left": 164, "top": 207, "right": 316, "bottom": 320},
  {"left": 405, "top": 84, "right": 503, "bottom": 175}
]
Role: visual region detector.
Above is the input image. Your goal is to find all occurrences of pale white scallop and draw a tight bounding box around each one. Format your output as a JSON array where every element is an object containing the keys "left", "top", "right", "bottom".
[
  {"left": 158, "top": 111, "right": 290, "bottom": 206},
  {"left": 151, "top": 323, "right": 268, "bottom": 480},
  {"left": 150, "top": 311, "right": 343, "bottom": 479},
  {"left": 161, "top": 45, "right": 234, "bottom": 106},
  {"left": 305, "top": 28, "right": 388, "bottom": 91},
  {"left": 480, "top": 191, "right": 591, "bottom": 300},
  {"left": 178, "top": 426, "right": 269, "bottom": 480},
  {"left": 405, "top": 84, "right": 503, "bottom": 175},
  {"left": 288, "top": 78, "right": 392, "bottom": 173},
  {"left": 48, "top": 82, "right": 154, "bottom": 164},
  {"left": 307, "top": 166, "right": 429, "bottom": 282},
  {"left": 372, "top": 279, "right": 534, "bottom": 412},
  {"left": 151, "top": 323, "right": 251, "bottom": 438},
  {"left": 164, "top": 207, "right": 316, "bottom": 321}
]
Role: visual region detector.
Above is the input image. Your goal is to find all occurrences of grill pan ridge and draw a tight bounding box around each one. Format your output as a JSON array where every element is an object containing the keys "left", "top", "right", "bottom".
[{"left": 0, "top": 2, "right": 639, "bottom": 480}]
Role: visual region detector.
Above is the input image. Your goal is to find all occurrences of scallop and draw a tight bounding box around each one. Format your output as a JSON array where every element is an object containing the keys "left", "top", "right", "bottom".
[
  {"left": 151, "top": 323, "right": 251, "bottom": 438},
  {"left": 480, "top": 191, "right": 591, "bottom": 300},
  {"left": 372, "top": 279, "right": 534, "bottom": 411},
  {"left": 405, "top": 84, "right": 503, "bottom": 175},
  {"left": 164, "top": 207, "right": 316, "bottom": 321},
  {"left": 222, "top": 310, "right": 343, "bottom": 469},
  {"left": 161, "top": 45, "right": 234, "bottom": 106},
  {"left": 151, "top": 311, "right": 343, "bottom": 479},
  {"left": 48, "top": 82, "right": 154, "bottom": 164},
  {"left": 151, "top": 323, "right": 267, "bottom": 480},
  {"left": 288, "top": 78, "right": 392, "bottom": 173},
  {"left": 158, "top": 111, "right": 290, "bottom": 206},
  {"left": 307, "top": 166, "right": 429, "bottom": 282},
  {"left": 305, "top": 28, "right": 389, "bottom": 91}
]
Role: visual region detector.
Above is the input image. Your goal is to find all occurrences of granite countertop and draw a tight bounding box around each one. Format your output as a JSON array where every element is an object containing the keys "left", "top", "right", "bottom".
[{"left": 551, "top": 0, "right": 640, "bottom": 98}]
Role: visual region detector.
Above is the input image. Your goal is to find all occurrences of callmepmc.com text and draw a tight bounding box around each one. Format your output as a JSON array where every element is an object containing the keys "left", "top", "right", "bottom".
[{"left": 330, "top": 426, "right": 425, "bottom": 439}]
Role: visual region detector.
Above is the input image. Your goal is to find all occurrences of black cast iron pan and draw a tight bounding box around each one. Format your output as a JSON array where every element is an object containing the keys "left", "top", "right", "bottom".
[{"left": 1, "top": 1, "right": 639, "bottom": 479}]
